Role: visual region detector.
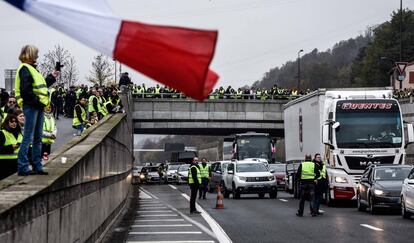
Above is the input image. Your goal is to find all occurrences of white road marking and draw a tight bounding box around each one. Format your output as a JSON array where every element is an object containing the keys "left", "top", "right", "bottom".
[
  {"left": 129, "top": 231, "right": 202, "bottom": 235},
  {"left": 139, "top": 190, "right": 152, "bottom": 199},
  {"left": 127, "top": 241, "right": 214, "bottom": 243},
  {"left": 135, "top": 219, "right": 185, "bottom": 222},
  {"left": 137, "top": 210, "right": 173, "bottom": 213},
  {"left": 138, "top": 214, "right": 178, "bottom": 217},
  {"left": 181, "top": 193, "right": 232, "bottom": 243},
  {"left": 360, "top": 224, "right": 384, "bottom": 231},
  {"left": 169, "top": 185, "right": 178, "bottom": 190},
  {"left": 131, "top": 224, "right": 193, "bottom": 227},
  {"left": 140, "top": 188, "right": 159, "bottom": 199},
  {"left": 140, "top": 207, "right": 168, "bottom": 209},
  {"left": 279, "top": 199, "right": 288, "bottom": 202}
]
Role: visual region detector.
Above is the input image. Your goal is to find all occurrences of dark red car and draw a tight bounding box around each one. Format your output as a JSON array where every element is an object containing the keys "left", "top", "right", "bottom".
[{"left": 269, "top": 163, "right": 286, "bottom": 190}]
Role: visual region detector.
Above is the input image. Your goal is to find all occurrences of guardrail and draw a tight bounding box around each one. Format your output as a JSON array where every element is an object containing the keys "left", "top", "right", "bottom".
[{"left": 132, "top": 92, "right": 301, "bottom": 100}]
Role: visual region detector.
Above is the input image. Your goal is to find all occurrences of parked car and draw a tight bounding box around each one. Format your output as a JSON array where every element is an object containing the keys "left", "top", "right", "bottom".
[
  {"left": 357, "top": 164, "right": 412, "bottom": 214},
  {"left": 401, "top": 167, "right": 414, "bottom": 219},
  {"left": 140, "top": 166, "right": 161, "bottom": 184},
  {"left": 176, "top": 164, "right": 190, "bottom": 184},
  {"left": 209, "top": 161, "right": 230, "bottom": 193},
  {"left": 132, "top": 165, "right": 143, "bottom": 184},
  {"left": 268, "top": 163, "right": 286, "bottom": 190},
  {"left": 164, "top": 164, "right": 181, "bottom": 183},
  {"left": 223, "top": 160, "right": 277, "bottom": 199}
]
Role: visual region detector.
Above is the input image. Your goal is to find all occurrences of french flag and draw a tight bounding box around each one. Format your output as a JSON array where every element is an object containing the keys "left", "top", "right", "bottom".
[{"left": 5, "top": 0, "right": 219, "bottom": 100}]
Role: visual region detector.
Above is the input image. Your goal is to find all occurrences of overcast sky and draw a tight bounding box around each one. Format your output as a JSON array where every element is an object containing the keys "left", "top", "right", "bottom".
[{"left": 0, "top": 0, "right": 412, "bottom": 89}]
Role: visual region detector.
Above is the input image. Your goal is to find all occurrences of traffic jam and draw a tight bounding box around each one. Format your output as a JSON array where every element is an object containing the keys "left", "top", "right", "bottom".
[{"left": 133, "top": 88, "right": 414, "bottom": 221}]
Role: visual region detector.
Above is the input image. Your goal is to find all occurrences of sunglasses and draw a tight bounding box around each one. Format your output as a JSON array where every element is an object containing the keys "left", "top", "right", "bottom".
[
  {"left": 8, "top": 101, "right": 16, "bottom": 104},
  {"left": 9, "top": 120, "right": 17, "bottom": 124}
]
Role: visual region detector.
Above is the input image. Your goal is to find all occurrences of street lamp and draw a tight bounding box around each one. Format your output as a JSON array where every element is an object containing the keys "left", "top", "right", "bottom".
[{"left": 297, "top": 49, "right": 304, "bottom": 91}]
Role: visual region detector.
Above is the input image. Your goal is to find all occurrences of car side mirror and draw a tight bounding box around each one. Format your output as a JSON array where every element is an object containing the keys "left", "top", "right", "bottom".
[
  {"left": 228, "top": 170, "right": 234, "bottom": 174},
  {"left": 407, "top": 179, "right": 414, "bottom": 185},
  {"left": 270, "top": 170, "right": 275, "bottom": 173}
]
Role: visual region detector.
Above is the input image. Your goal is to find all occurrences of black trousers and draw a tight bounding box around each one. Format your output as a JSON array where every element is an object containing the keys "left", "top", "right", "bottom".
[
  {"left": 190, "top": 184, "right": 199, "bottom": 212},
  {"left": 199, "top": 178, "right": 209, "bottom": 199},
  {"left": 42, "top": 143, "right": 51, "bottom": 155},
  {"left": 298, "top": 184, "right": 315, "bottom": 215}
]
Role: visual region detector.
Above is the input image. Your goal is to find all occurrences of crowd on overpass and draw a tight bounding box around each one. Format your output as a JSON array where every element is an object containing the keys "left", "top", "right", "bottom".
[
  {"left": 131, "top": 83, "right": 309, "bottom": 100},
  {"left": 393, "top": 88, "right": 414, "bottom": 99}
]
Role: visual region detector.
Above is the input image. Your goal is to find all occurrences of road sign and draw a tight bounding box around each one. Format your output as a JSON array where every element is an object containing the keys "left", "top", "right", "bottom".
[{"left": 396, "top": 62, "right": 408, "bottom": 76}]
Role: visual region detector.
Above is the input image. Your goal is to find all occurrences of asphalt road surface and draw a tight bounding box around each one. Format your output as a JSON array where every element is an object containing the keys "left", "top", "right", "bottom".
[{"left": 131, "top": 184, "right": 414, "bottom": 243}]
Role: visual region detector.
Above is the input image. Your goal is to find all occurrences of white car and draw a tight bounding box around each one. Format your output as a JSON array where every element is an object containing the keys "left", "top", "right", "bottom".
[
  {"left": 164, "top": 164, "right": 181, "bottom": 183},
  {"left": 401, "top": 167, "right": 414, "bottom": 219},
  {"left": 223, "top": 160, "right": 277, "bottom": 199},
  {"left": 132, "top": 165, "right": 143, "bottom": 184},
  {"left": 176, "top": 164, "right": 190, "bottom": 184}
]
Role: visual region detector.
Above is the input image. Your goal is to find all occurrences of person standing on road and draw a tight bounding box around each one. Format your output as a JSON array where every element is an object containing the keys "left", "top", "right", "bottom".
[
  {"left": 15, "top": 45, "right": 59, "bottom": 176},
  {"left": 188, "top": 157, "right": 201, "bottom": 214},
  {"left": 296, "top": 154, "right": 320, "bottom": 217},
  {"left": 41, "top": 105, "right": 57, "bottom": 158},
  {"left": 199, "top": 158, "right": 211, "bottom": 199},
  {"left": 314, "top": 153, "right": 327, "bottom": 215},
  {"left": 73, "top": 97, "right": 89, "bottom": 135}
]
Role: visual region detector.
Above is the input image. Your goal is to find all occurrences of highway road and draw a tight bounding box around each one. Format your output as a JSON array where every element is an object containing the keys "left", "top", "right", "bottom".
[{"left": 125, "top": 184, "right": 414, "bottom": 243}]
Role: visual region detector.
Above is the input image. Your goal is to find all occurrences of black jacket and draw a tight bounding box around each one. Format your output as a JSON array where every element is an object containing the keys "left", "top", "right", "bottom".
[{"left": 19, "top": 64, "right": 56, "bottom": 109}]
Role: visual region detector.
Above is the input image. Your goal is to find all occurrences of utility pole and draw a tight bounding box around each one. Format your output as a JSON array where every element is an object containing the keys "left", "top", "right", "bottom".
[
  {"left": 399, "top": 0, "right": 403, "bottom": 89},
  {"left": 297, "top": 49, "right": 303, "bottom": 91}
]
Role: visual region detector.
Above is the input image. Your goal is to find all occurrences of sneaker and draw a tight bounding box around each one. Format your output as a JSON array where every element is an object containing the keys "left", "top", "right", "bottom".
[
  {"left": 36, "top": 171, "right": 49, "bottom": 175},
  {"left": 311, "top": 213, "right": 318, "bottom": 217},
  {"left": 296, "top": 212, "right": 303, "bottom": 217},
  {"left": 190, "top": 210, "right": 202, "bottom": 214}
]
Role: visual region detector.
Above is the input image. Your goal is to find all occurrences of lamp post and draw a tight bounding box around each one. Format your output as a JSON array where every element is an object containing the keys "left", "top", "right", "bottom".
[{"left": 297, "top": 49, "right": 304, "bottom": 91}]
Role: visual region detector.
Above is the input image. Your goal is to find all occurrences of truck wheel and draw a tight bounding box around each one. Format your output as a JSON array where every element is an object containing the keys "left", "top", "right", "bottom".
[
  {"left": 326, "top": 189, "right": 335, "bottom": 207},
  {"left": 269, "top": 191, "right": 277, "bottom": 199}
]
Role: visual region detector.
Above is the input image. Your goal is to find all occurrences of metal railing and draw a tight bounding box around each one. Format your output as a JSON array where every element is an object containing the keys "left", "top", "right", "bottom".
[{"left": 131, "top": 92, "right": 302, "bottom": 100}]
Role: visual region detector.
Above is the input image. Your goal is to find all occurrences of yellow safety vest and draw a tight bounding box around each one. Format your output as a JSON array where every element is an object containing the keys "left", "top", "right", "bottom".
[
  {"left": 42, "top": 115, "right": 56, "bottom": 144},
  {"left": 188, "top": 165, "right": 201, "bottom": 184},
  {"left": 15, "top": 63, "right": 50, "bottom": 108},
  {"left": 88, "top": 95, "right": 100, "bottom": 113},
  {"left": 155, "top": 86, "right": 161, "bottom": 94},
  {"left": 199, "top": 164, "right": 210, "bottom": 179},
  {"left": 73, "top": 104, "right": 86, "bottom": 126},
  {"left": 301, "top": 161, "right": 315, "bottom": 180},
  {"left": 318, "top": 164, "right": 327, "bottom": 180},
  {"left": 101, "top": 100, "right": 112, "bottom": 116},
  {"left": 0, "top": 130, "right": 23, "bottom": 159}
]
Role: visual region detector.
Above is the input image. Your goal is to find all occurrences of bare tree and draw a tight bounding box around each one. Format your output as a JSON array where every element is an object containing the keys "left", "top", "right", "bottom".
[
  {"left": 87, "top": 54, "right": 114, "bottom": 87},
  {"left": 38, "top": 44, "right": 79, "bottom": 88}
]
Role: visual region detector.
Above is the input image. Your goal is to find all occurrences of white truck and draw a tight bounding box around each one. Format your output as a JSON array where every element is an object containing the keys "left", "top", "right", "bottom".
[{"left": 284, "top": 88, "right": 414, "bottom": 205}]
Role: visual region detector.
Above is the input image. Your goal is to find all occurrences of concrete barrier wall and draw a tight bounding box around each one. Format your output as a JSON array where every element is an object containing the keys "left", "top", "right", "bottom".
[{"left": 0, "top": 94, "right": 134, "bottom": 243}]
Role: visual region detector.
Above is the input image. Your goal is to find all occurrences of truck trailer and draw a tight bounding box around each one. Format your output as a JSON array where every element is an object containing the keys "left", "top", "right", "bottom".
[{"left": 284, "top": 88, "right": 414, "bottom": 205}]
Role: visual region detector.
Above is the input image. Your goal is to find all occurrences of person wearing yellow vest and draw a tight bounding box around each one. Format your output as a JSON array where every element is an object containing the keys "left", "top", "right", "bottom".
[
  {"left": 313, "top": 153, "right": 327, "bottom": 216},
  {"left": 15, "top": 45, "right": 59, "bottom": 176},
  {"left": 41, "top": 105, "right": 57, "bottom": 158},
  {"left": 198, "top": 158, "right": 211, "bottom": 200},
  {"left": 296, "top": 154, "right": 320, "bottom": 217},
  {"left": 188, "top": 157, "right": 202, "bottom": 214},
  {"left": 73, "top": 97, "right": 89, "bottom": 135},
  {"left": 88, "top": 88, "right": 101, "bottom": 119},
  {"left": 0, "top": 115, "right": 22, "bottom": 180}
]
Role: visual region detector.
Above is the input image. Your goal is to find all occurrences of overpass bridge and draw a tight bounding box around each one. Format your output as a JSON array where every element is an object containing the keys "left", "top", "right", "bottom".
[{"left": 133, "top": 97, "right": 288, "bottom": 137}]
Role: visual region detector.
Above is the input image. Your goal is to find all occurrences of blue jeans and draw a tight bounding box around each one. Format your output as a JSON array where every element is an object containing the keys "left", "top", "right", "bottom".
[
  {"left": 76, "top": 124, "right": 84, "bottom": 135},
  {"left": 18, "top": 104, "right": 45, "bottom": 173}
]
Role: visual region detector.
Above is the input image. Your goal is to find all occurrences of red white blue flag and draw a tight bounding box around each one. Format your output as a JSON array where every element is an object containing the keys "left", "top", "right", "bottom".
[{"left": 4, "top": 0, "right": 219, "bottom": 100}]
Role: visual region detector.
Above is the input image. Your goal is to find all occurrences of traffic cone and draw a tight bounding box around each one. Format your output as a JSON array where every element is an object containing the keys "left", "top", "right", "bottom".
[
  {"left": 43, "top": 152, "right": 49, "bottom": 161},
  {"left": 215, "top": 185, "right": 224, "bottom": 209}
]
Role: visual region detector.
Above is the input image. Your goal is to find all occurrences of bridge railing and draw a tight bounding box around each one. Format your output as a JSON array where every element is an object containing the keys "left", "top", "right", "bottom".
[{"left": 132, "top": 92, "right": 301, "bottom": 100}]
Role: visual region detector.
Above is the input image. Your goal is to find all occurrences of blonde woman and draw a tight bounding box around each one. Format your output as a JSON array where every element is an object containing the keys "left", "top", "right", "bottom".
[{"left": 15, "top": 45, "right": 59, "bottom": 176}]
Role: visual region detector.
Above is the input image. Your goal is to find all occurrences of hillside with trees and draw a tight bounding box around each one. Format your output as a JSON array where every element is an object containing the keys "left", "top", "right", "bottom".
[{"left": 253, "top": 9, "right": 414, "bottom": 90}]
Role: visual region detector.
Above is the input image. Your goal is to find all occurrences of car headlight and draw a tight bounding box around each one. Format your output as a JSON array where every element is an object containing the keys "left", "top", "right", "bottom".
[
  {"left": 238, "top": 176, "right": 247, "bottom": 181},
  {"left": 268, "top": 176, "right": 275, "bottom": 181},
  {"left": 334, "top": 176, "right": 348, "bottom": 183},
  {"left": 140, "top": 174, "right": 145, "bottom": 179},
  {"left": 374, "top": 189, "right": 384, "bottom": 196}
]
